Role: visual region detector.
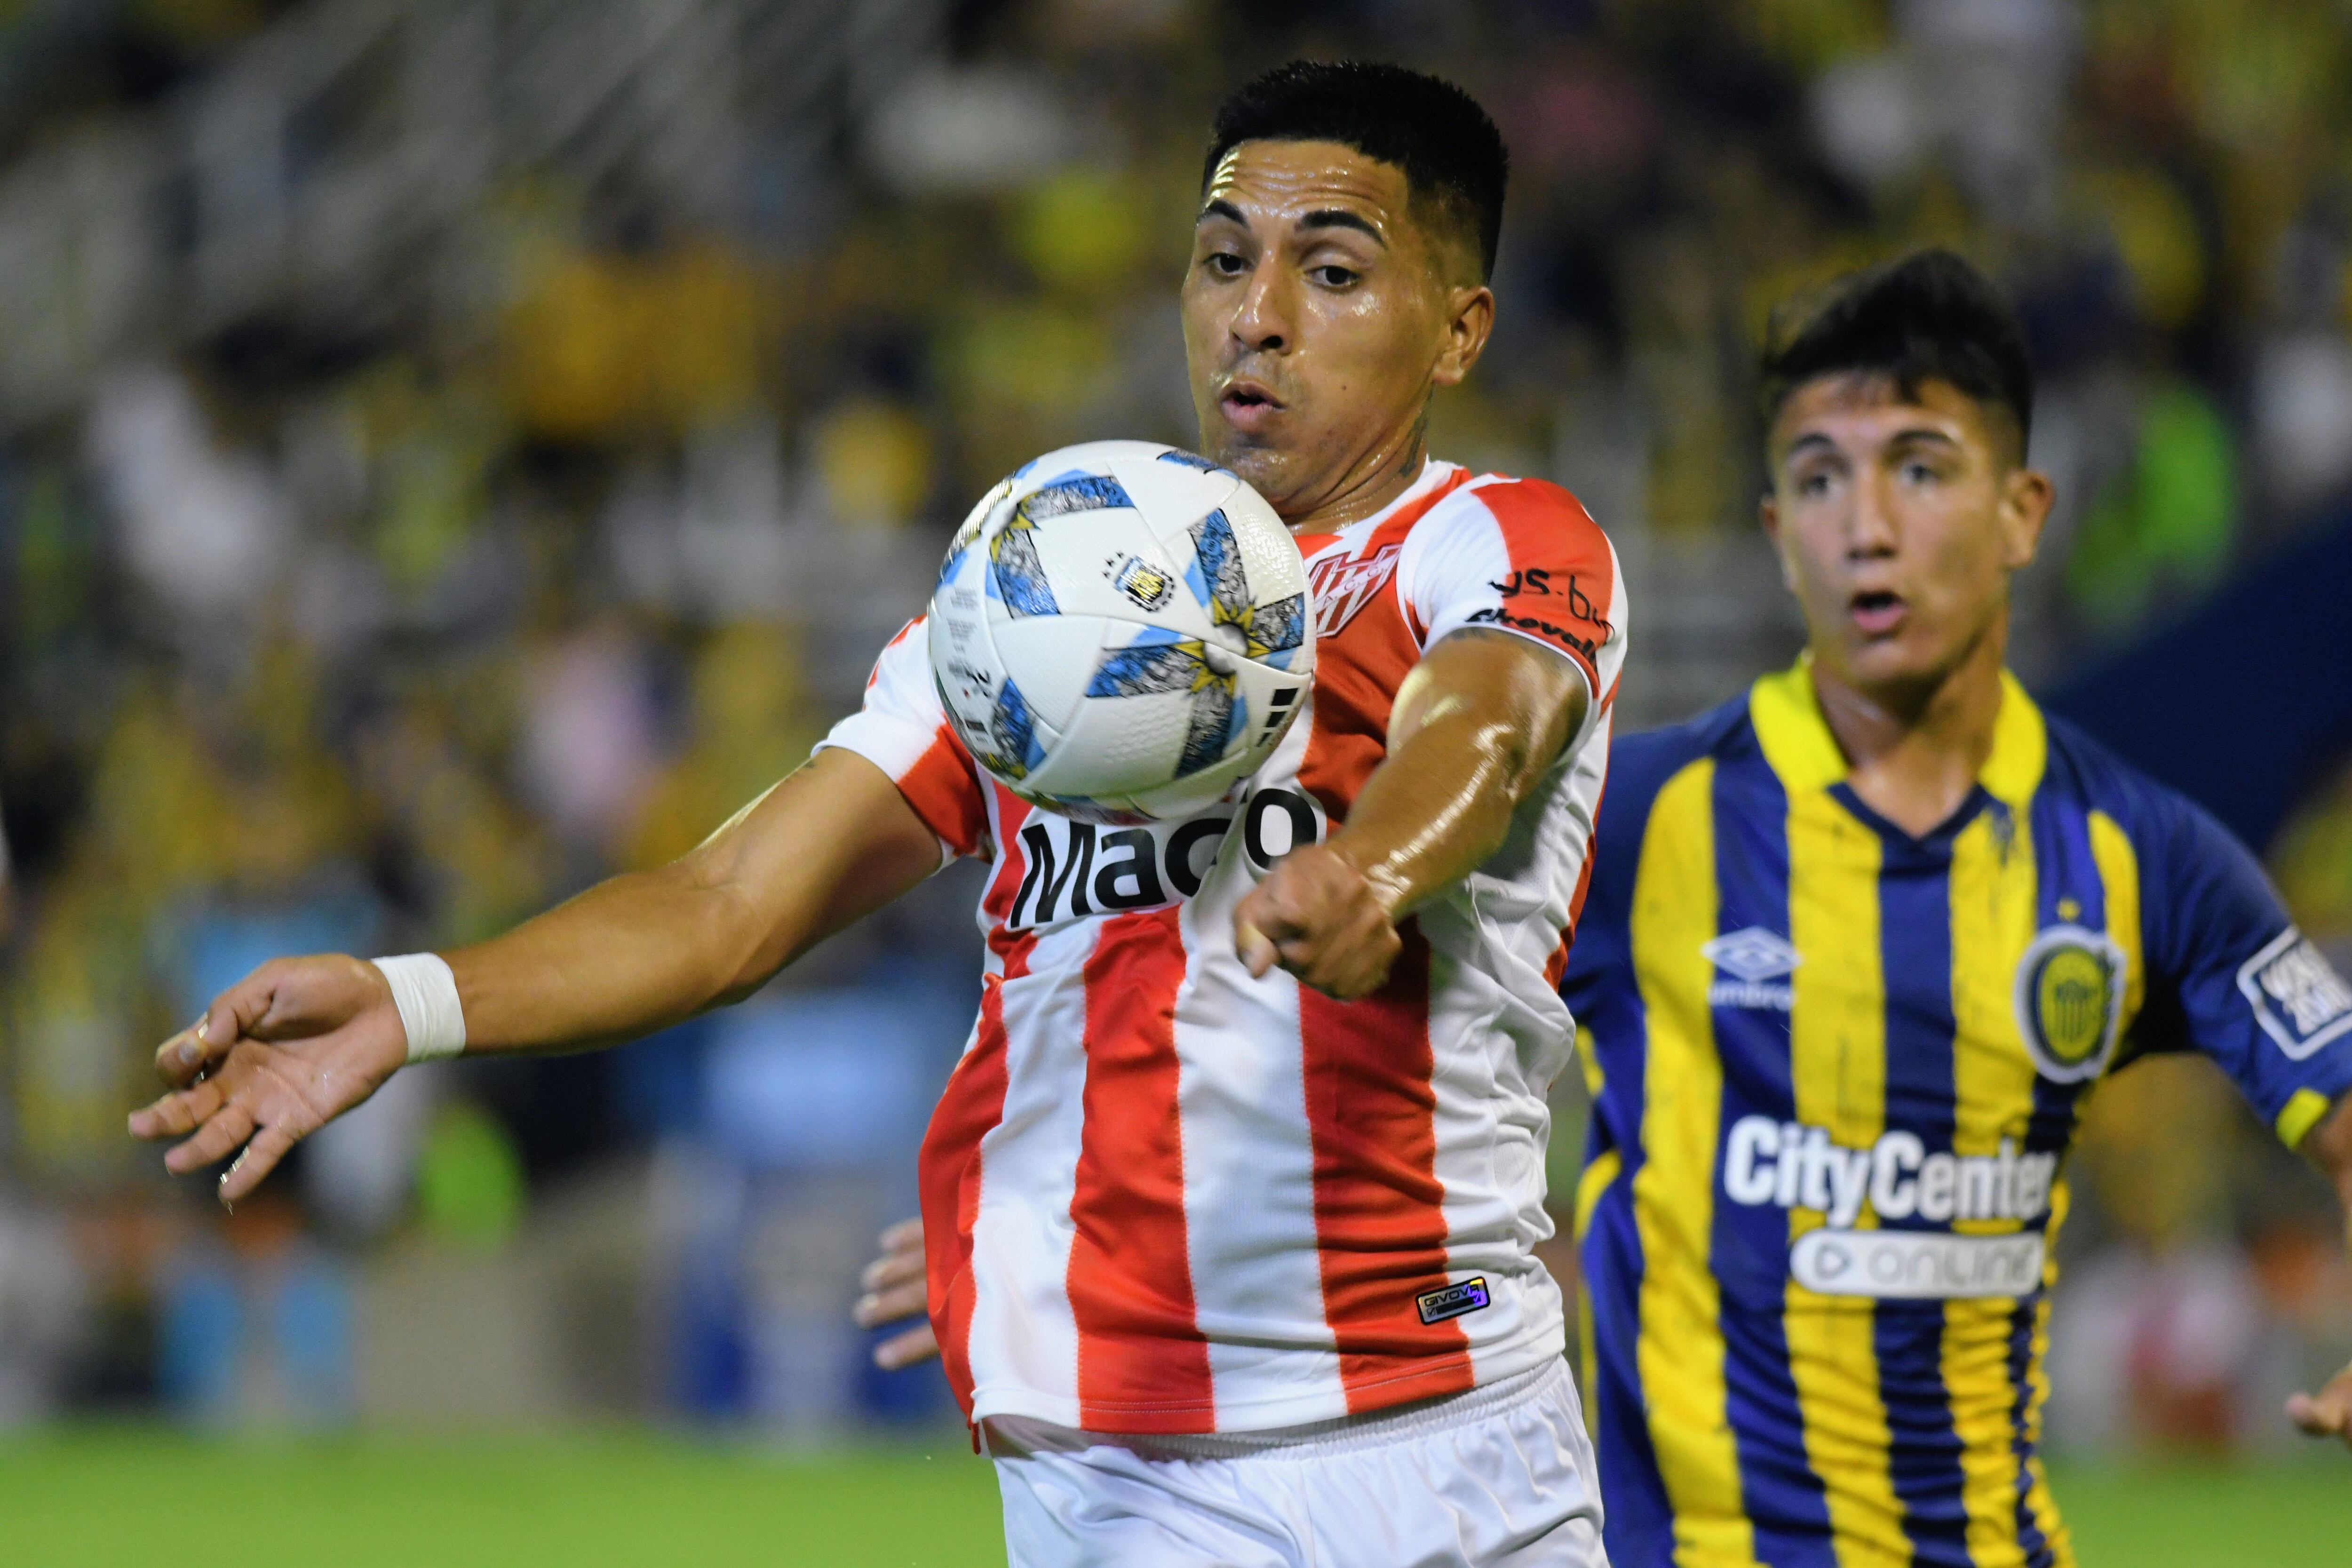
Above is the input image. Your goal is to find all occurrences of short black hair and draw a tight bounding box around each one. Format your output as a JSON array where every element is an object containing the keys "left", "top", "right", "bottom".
[
  {"left": 1760, "top": 249, "right": 2035, "bottom": 457},
  {"left": 1204, "top": 61, "right": 1509, "bottom": 283}
]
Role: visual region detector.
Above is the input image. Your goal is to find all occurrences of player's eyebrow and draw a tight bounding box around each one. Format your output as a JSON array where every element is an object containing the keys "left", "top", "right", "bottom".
[
  {"left": 1298, "top": 209, "right": 1385, "bottom": 246},
  {"left": 1885, "top": 425, "right": 1963, "bottom": 448},
  {"left": 1197, "top": 199, "right": 1248, "bottom": 227}
]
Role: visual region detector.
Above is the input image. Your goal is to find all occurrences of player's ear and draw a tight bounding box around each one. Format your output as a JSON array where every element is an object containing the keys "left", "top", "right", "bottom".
[
  {"left": 1759, "top": 493, "right": 1799, "bottom": 595},
  {"left": 1431, "top": 283, "right": 1494, "bottom": 388},
  {"left": 1997, "top": 465, "right": 2053, "bottom": 571}
]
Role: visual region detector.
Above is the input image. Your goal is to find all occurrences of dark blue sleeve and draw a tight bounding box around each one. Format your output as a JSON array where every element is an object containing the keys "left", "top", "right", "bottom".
[
  {"left": 1563, "top": 707, "right": 1743, "bottom": 1166},
  {"left": 1563, "top": 715, "right": 1728, "bottom": 1019},
  {"left": 2134, "top": 784, "right": 2352, "bottom": 1146}
]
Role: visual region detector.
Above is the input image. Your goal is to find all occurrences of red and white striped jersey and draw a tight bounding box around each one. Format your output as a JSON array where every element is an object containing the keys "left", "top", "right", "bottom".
[{"left": 821, "top": 460, "right": 1628, "bottom": 1435}]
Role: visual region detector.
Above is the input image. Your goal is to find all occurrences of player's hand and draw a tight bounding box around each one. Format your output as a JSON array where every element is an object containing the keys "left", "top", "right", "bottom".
[
  {"left": 2288, "top": 1359, "right": 2352, "bottom": 1450},
  {"left": 853, "top": 1218, "right": 940, "bottom": 1370},
  {"left": 1233, "top": 842, "right": 1402, "bottom": 1001},
  {"left": 127, "top": 955, "right": 409, "bottom": 1206}
]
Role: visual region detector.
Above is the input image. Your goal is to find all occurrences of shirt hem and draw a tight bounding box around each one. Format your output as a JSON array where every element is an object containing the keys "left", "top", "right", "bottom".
[{"left": 967, "top": 1322, "right": 1570, "bottom": 1437}]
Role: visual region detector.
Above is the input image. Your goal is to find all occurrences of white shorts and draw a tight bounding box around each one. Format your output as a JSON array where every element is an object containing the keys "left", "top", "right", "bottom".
[{"left": 985, "top": 1358, "right": 1607, "bottom": 1568}]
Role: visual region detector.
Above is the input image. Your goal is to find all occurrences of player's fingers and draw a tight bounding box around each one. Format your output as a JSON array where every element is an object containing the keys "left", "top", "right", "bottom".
[
  {"left": 1289, "top": 907, "right": 1400, "bottom": 1001},
  {"left": 154, "top": 971, "right": 290, "bottom": 1091},
  {"left": 861, "top": 1245, "right": 926, "bottom": 1294},
  {"left": 2288, "top": 1383, "right": 2352, "bottom": 1437},
  {"left": 1334, "top": 924, "right": 1403, "bottom": 1000},
  {"left": 152, "top": 1017, "right": 226, "bottom": 1089},
  {"left": 853, "top": 1278, "right": 929, "bottom": 1330},
  {"left": 1236, "top": 918, "right": 1281, "bottom": 979},
  {"left": 163, "top": 1102, "right": 256, "bottom": 1176},
  {"left": 218, "top": 1122, "right": 302, "bottom": 1207},
  {"left": 877, "top": 1217, "right": 925, "bottom": 1255},
  {"left": 202, "top": 974, "right": 285, "bottom": 1053},
  {"left": 872, "top": 1322, "right": 940, "bottom": 1371},
  {"left": 129, "top": 1078, "right": 226, "bottom": 1141}
]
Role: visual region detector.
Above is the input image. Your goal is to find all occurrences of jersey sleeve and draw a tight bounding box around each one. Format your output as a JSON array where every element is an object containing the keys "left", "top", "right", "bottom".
[
  {"left": 1396, "top": 477, "right": 1628, "bottom": 732},
  {"left": 2133, "top": 788, "right": 2352, "bottom": 1148},
  {"left": 813, "top": 618, "right": 992, "bottom": 860}
]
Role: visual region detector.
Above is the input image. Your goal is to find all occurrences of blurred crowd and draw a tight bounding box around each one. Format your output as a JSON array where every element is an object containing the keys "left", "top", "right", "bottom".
[{"left": 0, "top": 0, "right": 2350, "bottom": 1448}]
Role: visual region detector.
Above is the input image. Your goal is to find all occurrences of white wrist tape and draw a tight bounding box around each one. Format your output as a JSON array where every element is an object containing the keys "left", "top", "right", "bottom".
[{"left": 372, "top": 954, "right": 467, "bottom": 1063}]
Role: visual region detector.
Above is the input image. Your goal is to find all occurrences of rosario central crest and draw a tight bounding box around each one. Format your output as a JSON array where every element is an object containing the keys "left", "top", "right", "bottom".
[{"left": 1307, "top": 541, "right": 1402, "bottom": 634}]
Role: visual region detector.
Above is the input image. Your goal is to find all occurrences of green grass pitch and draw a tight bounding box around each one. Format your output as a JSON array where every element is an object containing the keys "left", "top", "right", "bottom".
[{"left": 3, "top": 1428, "right": 2346, "bottom": 1565}]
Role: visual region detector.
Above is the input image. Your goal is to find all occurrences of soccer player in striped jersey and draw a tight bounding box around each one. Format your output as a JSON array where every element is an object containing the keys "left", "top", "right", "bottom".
[
  {"left": 133, "top": 63, "right": 1625, "bottom": 1565},
  {"left": 1563, "top": 250, "right": 2352, "bottom": 1567}
]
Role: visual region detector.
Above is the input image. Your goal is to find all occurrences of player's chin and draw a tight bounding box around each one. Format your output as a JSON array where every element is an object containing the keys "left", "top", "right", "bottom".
[
  {"left": 1204, "top": 435, "right": 1301, "bottom": 494},
  {"left": 1841, "top": 631, "right": 1951, "bottom": 693}
]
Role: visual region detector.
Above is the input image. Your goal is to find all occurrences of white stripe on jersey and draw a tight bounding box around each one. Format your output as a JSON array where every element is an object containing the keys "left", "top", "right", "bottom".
[
  {"left": 1174, "top": 719, "right": 1351, "bottom": 1427},
  {"left": 965, "top": 918, "right": 1096, "bottom": 1419}
]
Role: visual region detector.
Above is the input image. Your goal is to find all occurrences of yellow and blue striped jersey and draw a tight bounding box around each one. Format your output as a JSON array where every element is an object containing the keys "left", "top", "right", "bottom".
[{"left": 1564, "top": 659, "right": 2352, "bottom": 1568}]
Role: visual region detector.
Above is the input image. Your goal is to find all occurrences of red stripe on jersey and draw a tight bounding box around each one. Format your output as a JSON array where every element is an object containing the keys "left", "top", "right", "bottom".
[
  {"left": 920, "top": 930, "right": 1031, "bottom": 1425},
  {"left": 1295, "top": 477, "right": 1465, "bottom": 822},
  {"left": 1065, "top": 905, "right": 1216, "bottom": 1430},
  {"left": 1467, "top": 479, "right": 1614, "bottom": 692},
  {"left": 921, "top": 799, "right": 1037, "bottom": 1425},
  {"left": 896, "top": 725, "right": 990, "bottom": 859},
  {"left": 1543, "top": 931, "right": 1572, "bottom": 993},
  {"left": 980, "top": 788, "right": 1034, "bottom": 952},
  {"left": 1299, "top": 921, "right": 1475, "bottom": 1413}
]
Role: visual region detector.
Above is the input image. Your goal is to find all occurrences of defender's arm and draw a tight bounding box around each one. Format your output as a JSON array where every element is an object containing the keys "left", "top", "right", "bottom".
[
  {"left": 2289, "top": 1091, "right": 2352, "bottom": 1449},
  {"left": 131, "top": 749, "right": 943, "bottom": 1202},
  {"left": 1234, "top": 628, "right": 1589, "bottom": 999}
]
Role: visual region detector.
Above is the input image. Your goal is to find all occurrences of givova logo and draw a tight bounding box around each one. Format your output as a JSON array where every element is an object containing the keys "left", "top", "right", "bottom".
[
  {"left": 2239, "top": 928, "right": 2352, "bottom": 1061},
  {"left": 1005, "top": 787, "right": 1323, "bottom": 930}
]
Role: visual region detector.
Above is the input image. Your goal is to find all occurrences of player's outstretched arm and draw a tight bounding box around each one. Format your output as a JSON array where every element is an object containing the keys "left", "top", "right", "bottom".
[
  {"left": 129, "top": 749, "right": 945, "bottom": 1204},
  {"left": 2288, "top": 1091, "right": 2352, "bottom": 1450},
  {"left": 1234, "top": 628, "right": 1588, "bottom": 999}
]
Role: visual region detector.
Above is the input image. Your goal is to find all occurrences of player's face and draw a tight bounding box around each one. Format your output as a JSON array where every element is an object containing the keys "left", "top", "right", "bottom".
[
  {"left": 1183, "top": 139, "right": 1492, "bottom": 524},
  {"left": 1762, "top": 374, "right": 2051, "bottom": 699}
]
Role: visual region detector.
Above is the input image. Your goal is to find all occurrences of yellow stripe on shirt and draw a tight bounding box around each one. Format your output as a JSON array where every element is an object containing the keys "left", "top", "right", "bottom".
[
  {"left": 2087, "top": 812, "right": 2145, "bottom": 1045},
  {"left": 1945, "top": 788, "right": 2048, "bottom": 1568},
  {"left": 1576, "top": 1146, "right": 1621, "bottom": 1417},
  {"left": 1782, "top": 785, "right": 1907, "bottom": 1568},
  {"left": 1630, "top": 758, "right": 1756, "bottom": 1568},
  {"left": 2015, "top": 1182, "right": 2073, "bottom": 1565}
]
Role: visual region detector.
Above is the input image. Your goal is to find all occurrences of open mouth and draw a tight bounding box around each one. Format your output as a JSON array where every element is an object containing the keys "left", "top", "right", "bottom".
[
  {"left": 1219, "top": 379, "right": 1283, "bottom": 432},
  {"left": 1850, "top": 590, "right": 1906, "bottom": 636}
]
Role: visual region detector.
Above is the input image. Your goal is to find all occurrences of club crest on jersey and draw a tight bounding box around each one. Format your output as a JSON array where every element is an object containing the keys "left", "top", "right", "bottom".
[
  {"left": 2013, "top": 924, "right": 2126, "bottom": 1082},
  {"left": 2238, "top": 928, "right": 2352, "bottom": 1060},
  {"left": 1306, "top": 542, "right": 1401, "bottom": 634}
]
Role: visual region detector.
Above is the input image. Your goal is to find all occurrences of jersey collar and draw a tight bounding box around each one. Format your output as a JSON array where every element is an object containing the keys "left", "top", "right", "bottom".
[
  {"left": 1747, "top": 653, "right": 2048, "bottom": 811},
  {"left": 1292, "top": 458, "right": 1466, "bottom": 555}
]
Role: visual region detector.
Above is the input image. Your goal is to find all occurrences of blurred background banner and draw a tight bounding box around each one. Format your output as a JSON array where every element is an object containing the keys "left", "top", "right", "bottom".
[{"left": 0, "top": 0, "right": 2349, "bottom": 1488}]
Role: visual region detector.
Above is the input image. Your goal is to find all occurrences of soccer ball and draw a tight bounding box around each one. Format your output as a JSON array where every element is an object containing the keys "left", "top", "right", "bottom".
[{"left": 929, "top": 440, "right": 1316, "bottom": 822}]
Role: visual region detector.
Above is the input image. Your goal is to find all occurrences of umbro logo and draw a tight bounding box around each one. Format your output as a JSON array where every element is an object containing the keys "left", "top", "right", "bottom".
[{"left": 1702, "top": 927, "right": 1800, "bottom": 1011}]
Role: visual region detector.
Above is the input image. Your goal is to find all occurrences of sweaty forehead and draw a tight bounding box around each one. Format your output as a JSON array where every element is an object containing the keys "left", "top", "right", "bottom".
[{"left": 1202, "top": 139, "right": 1414, "bottom": 236}]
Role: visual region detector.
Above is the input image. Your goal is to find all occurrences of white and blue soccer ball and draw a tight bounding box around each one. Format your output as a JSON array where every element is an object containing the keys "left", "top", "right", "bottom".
[{"left": 929, "top": 440, "right": 1317, "bottom": 823}]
